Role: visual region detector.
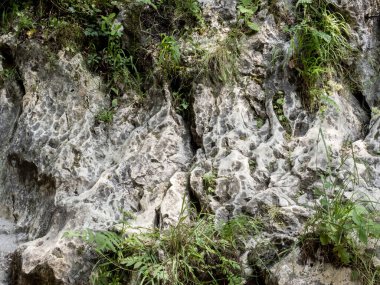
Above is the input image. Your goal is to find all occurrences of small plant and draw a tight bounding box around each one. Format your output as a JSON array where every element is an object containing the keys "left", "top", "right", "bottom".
[
  {"left": 1, "top": 2, "right": 19, "bottom": 33},
  {"left": 100, "top": 13, "right": 123, "bottom": 38},
  {"left": 46, "top": 17, "right": 83, "bottom": 51},
  {"left": 237, "top": 0, "right": 260, "bottom": 33},
  {"left": 164, "top": 0, "right": 205, "bottom": 28},
  {"left": 304, "top": 174, "right": 380, "bottom": 261},
  {"left": 203, "top": 171, "right": 217, "bottom": 195},
  {"left": 0, "top": 67, "right": 19, "bottom": 92},
  {"left": 172, "top": 91, "right": 189, "bottom": 113},
  {"left": 0, "top": 2, "right": 35, "bottom": 34},
  {"left": 256, "top": 117, "right": 265, "bottom": 129},
  {"left": 301, "top": 175, "right": 380, "bottom": 283},
  {"left": 15, "top": 10, "right": 35, "bottom": 33},
  {"left": 0, "top": 67, "right": 17, "bottom": 81},
  {"left": 371, "top": 107, "right": 380, "bottom": 117},
  {"left": 249, "top": 159, "right": 257, "bottom": 172},
  {"left": 136, "top": 0, "right": 158, "bottom": 10},
  {"left": 96, "top": 110, "right": 114, "bottom": 123},
  {"left": 158, "top": 34, "right": 181, "bottom": 75},
  {"left": 66, "top": 209, "right": 261, "bottom": 284},
  {"left": 96, "top": 99, "right": 118, "bottom": 123}
]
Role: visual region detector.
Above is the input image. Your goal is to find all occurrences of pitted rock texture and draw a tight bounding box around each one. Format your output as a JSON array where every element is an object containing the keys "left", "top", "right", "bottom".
[
  {"left": 0, "top": 0, "right": 379, "bottom": 284},
  {"left": 0, "top": 39, "right": 193, "bottom": 283}
]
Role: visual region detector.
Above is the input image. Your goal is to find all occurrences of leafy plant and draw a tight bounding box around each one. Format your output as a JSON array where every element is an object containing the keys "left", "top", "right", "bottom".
[
  {"left": 172, "top": 91, "right": 189, "bottom": 113},
  {"left": 1, "top": 1, "right": 18, "bottom": 32},
  {"left": 15, "top": 10, "right": 35, "bottom": 33},
  {"left": 289, "top": 0, "right": 353, "bottom": 109},
  {"left": 203, "top": 171, "right": 217, "bottom": 195},
  {"left": 301, "top": 130, "right": 380, "bottom": 284},
  {"left": 100, "top": 13, "right": 123, "bottom": 38},
  {"left": 46, "top": 17, "right": 83, "bottom": 51},
  {"left": 0, "top": 1, "right": 34, "bottom": 34},
  {"left": 305, "top": 175, "right": 380, "bottom": 263},
  {"left": 158, "top": 34, "right": 181, "bottom": 75},
  {"left": 134, "top": 0, "right": 205, "bottom": 28},
  {"left": 237, "top": 0, "right": 260, "bottom": 33},
  {"left": 136, "top": 0, "right": 158, "bottom": 10},
  {"left": 96, "top": 110, "right": 114, "bottom": 123},
  {"left": 0, "top": 67, "right": 19, "bottom": 93},
  {"left": 66, "top": 210, "right": 261, "bottom": 285}
]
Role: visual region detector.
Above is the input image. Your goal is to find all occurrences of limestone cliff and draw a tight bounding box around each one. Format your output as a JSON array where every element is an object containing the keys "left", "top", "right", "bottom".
[{"left": 0, "top": 0, "right": 379, "bottom": 284}]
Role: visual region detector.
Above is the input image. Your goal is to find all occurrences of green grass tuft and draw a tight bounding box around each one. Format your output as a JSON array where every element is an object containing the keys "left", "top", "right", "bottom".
[{"left": 289, "top": 0, "right": 353, "bottom": 110}]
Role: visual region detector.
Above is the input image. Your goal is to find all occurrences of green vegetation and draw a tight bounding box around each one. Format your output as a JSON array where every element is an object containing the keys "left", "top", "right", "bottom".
[
  {"left": 96, "top": 110, "right": 114, "bottom": 123},
  {"left": 289, "top": 0, "right": 353, "bottom": 109},
  {"left": 0, "top": 0, "right": 205, "bottom": 96},
  {"left": 301, "top": 176, "right": 380, "bottom": 283},
  {"left": 203, "top": 171, "right": 217, "bottom": 195},
  {"left": 201, "top": 31, "right": 241, "bottom": 84},
  {"left": 300, "top": 131, "right": 380, "bottom": 284},
  {"left": 272, "top": 91, "right": 291, "bottom": 135},
  {"left": 172, "top": 91, "right": 189, "bottom": 113},
  {"left": 158, "top": 34, "right": 181, "bottom": 76},
  {"left": 0, "top": 67, "right": 17, "bottom": 82},
  {"left": 237, "top": 0, "right": 260, "bottom": 33},
  {"left": 96, "top": 99, "right": 118, "bottom": 123},
  {"left": 0, "top": 0, "right": 261, "bottom": 122},
  {"left": 66, "top": 210, "right": 261, "bottom": 285}
]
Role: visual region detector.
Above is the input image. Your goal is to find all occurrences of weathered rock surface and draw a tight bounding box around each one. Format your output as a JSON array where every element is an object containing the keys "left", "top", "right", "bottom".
[
  {"left": 268, "top": 249, "right": 360, "bottom": 285},
  {"left": 0, "top": 218, "right": 19, "bottom": 285},
  {"left": 0, "top": 0, "right": 379, "bottom": 284}
]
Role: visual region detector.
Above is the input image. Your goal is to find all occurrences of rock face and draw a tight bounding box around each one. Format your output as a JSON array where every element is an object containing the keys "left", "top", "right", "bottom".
[
  {"left": 0, "top": 0, "right": 379, "bottom": 284},
  {"left": 268, "top": 248, "right": 361, "bottom": 285},
  {"left": 0, "top": 219, "right": 19, "bottom": 285}
]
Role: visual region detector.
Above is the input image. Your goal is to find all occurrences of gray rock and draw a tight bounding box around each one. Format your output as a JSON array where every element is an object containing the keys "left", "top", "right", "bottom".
[
  {"left": 0, "top": 0, "right": 379, "bottom": 284},
  {"left": 269, "top": 248, "right": 360, "bottom": 285}
]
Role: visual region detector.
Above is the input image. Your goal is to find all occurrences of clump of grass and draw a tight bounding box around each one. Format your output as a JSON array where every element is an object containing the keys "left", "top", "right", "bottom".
[
  {"left": 66, "top": 210, "right": 261, "bottom": 285},
  {"left": 200, "top": 30, "right": 241, "bottom": 84},
  {"left": 157, "top": 34, "right": 181, "bottom": 76},
  {"left": 289, "top": 0, "right": 353, "bottom": 109}
]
